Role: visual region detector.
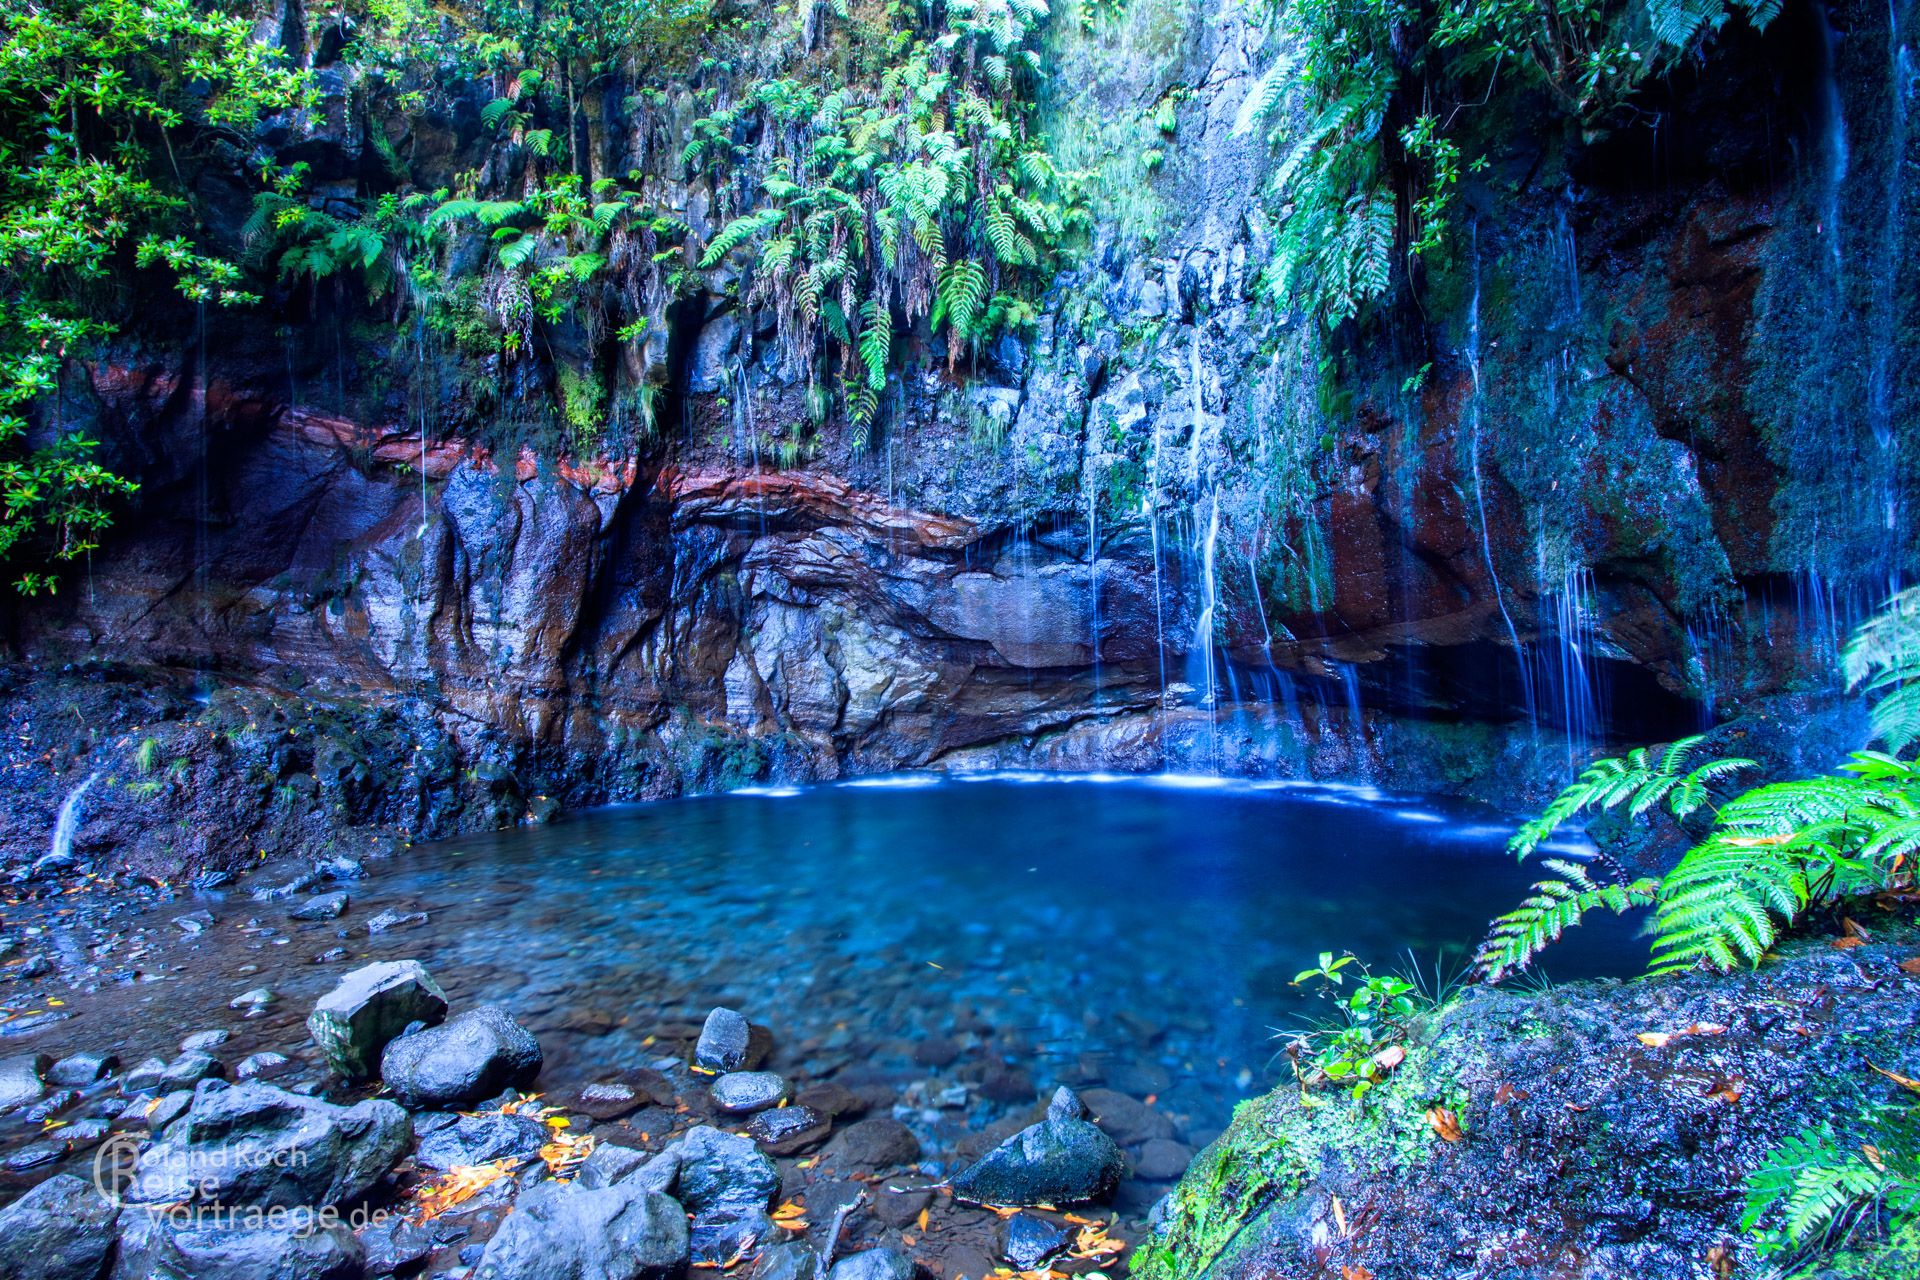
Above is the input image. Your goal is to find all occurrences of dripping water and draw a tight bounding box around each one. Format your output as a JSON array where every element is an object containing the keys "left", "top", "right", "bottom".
[{"left": 1464, "top": 223, "right": 1536, "bottom": 732}]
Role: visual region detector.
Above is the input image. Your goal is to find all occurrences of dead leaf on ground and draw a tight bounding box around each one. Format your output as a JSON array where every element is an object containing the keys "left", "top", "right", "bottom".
[
  {"left": 1869, "top": 1062, "right": 1920, "bottom": 1094},
  {"left": 1341, "top": 1268, "right": 1374, "bottom": 1280},
  {"left": 1331, "top": 1195, "right": 1348, "bottom": 1237},
  {"left": 1704, "top": 1076, "right": 1744, "bottom": 1103},
  {"left": 1425, "top": 1107, "right": 1464, "bottom": 1142},
  {"left": 1636, "top": 1022, "right": 1728, "bottom": 1048},
  {"left": 413, "top": 1160, "right": 516, "bottom": 1219},
  {"left": 1897, "top": 957, "right": 1920, "bottom": 975}
]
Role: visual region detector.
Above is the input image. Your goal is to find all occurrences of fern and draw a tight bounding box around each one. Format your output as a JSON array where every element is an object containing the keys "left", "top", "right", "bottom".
[
  {"left": 1491, "top": 590, "right": 1920, "bottom": 981},
  {"left": 1845, "top": 585, "right": 1920, "bottom": 756},
  {"left": 1474, "top": 860, "right": 1658, "bottom": 982},
  {"left": 1744, "top": 1109, "right": 1920, "bottom": 1273},
  {"left": 857, "top": 299, "right": 890, "bottom": 391},
  {"left": 1509, "top": 735, "right": 1755, "bottom": 858}
]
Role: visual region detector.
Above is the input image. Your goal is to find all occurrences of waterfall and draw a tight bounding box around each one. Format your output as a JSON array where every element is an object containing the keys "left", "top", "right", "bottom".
[
  {"left": 1190, "top": 491, "right": 1223, "bottom": 767},
  {"left": 1086, "top": 477, "right": 1101, "bottom": 699},
  {"left": 1464, "top": 223, "right": 1536, "bottom": 731},
  {"left": 39, "top": 771, "right": 100, "bottom": 874},
  {"left": 1869, "top": 5, "right": 1914, "bottom": 590},
  {"left": 1146, "top": 420, "right": 1169, "bottom": 763}
]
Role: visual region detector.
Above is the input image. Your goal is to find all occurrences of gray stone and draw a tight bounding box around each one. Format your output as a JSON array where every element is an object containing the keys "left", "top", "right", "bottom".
[
  {"left": 950, "top": 1087, "right": 1124, "bottom": 1207},
  {"left": 364, "top": 908, "right": 427, "bottom": 935},
  {"left": 380, "top": 1004, "right": 542, "bottom": 1110},
  {"left": 744, "top": 1104, "right": 830, "bottom": 1155},
  {"left": 0, "top": 1053, "right": 49, "bottom": 1110},
  {"left": 114, "top": 1213, "right": 362, "bottom": 1280},
  {"left": 160, "top": 1052, "right": 224, "bottom": 1090},
  {"left": 0, "top": 1172, "right": 118, "bottom": 1280},
  {"left": 289, "top": 891, "right": 349, "bottom": 921},
  {"left": 474, "top": 1178, "right": 689, "bottom": 1280},
  {"left": 413, "top": 1112, "right": 548, "bottom": 1172},
  {"left": 237, "top": 1051, "right": 293, "bottom": 1081},
  {"left": 122, "top": 1056, "right": 167, "bottom": 1094},
  {"left": 181, "top": 1029, "right": 230, "bottom": 1053},
  {"left": 21, "top": 1087, "right": 80, "bottom": 1123},
  {"left": 671, "top": 1125, "right": 780, "bottom": 1266},
  {"left": 826, "top": 1248, "right": 914, "bottom": 1280},
  {"left": 306, "top": 959, "right": 447, "bottom": 1079},
  {"left": 46, "top": 1050, "right": 117, "bottom": 1086},
  {"left": 1080, "top": 1087, "right": 1176, "bottom": 1145},
  {"left": 748, "top": 1241, "right": 820, "bottom": 1280},
  {"left": 126, "top": 1081, "right": 409, "bottom": 1210},
  {"left": 694, "top": 1007, "right": 750, "bottom": 1073},
  {"left": 710, "top": 1071, "right": 787, "bottom": 1114},
  {"left": 1002, "top": 1213, "right": 1069, "bottom": 1270},
  {"left": 1131, "top": 1137, "right": 1193, "bottom": 1181},
  {"left": 821, "top": 1117, "right": 920, "bottom": 1171},
  {"left": 576, "top": 1142, "right": 649, "bottom": 1190}
]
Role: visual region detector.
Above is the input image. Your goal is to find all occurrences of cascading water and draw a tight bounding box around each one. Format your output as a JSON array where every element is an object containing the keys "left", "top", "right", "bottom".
[
  {"left": 38, "top": 771, "right": 100, "bottom": 874},
  {"left": 1189, "top": 490, "right": 1223, "bottom": 767},
  {"left": 1464, "top": 223, "right": 1537, "bottom": 733},
  {"left": 1086, "top": 475, "right": 1101, "bottom": 699}
]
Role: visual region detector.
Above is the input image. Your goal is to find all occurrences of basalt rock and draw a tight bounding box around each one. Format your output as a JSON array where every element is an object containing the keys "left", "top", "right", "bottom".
[
  {"left": 380, "top": 1004, "right": 542, "bottom": 1110},
  {"left": 950, "top": 1087, "right": 1125, "bottom": 1207},
  {"left": 125, "top": 1081, "right": 410, "bottom": 1210},
  {"left": 474, "top": 1178, "right": 690, "bottom": 1280},
  {"left": 306, "top": 960, "right": 448, "bottom": 1079},
  {"left": 0, "top": 1172, "right": 119, "bottom": 1280}
]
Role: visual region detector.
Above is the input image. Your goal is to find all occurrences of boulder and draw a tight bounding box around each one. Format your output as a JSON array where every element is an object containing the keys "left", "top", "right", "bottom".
[
  {"left": 694, "top": 1007, "right": 751, "bottom": 1073},
  {"left": 474, "top": 1178, "right": 689, "bottom": 1280},
  {"left": 0, "top": 1053, "right": 49, "bottom": 1111},
  {"left": 306, "top": 960, "right": 447, "bottom": 1079},
  {"left": 0, "top": 1172, "right": 118, "bottom": 1280},
  {"left": 380, "top": 1004, "right": 542, "bottom": 1110},
  {"left": 46, "top": 1051, "right": 118, "bottom": 1087},
  {"left": 670, "top": 1125, "right": 780, "bottom": 1266},
  {"left": 114, "top": 1213, "right": 362, "bottom": 1280},
  {"left": 710, "top": 1071, "right": 787, "bottom": 1114},
  {"left": 413, "top": 1112, "right": 548, "bottom": 1172},
  {"left": 950, "top": 1087, "right": 1124, "bottom": 1207},
  {"left": 126, "top": 1081, "right": 409, "bottom": 1210}
]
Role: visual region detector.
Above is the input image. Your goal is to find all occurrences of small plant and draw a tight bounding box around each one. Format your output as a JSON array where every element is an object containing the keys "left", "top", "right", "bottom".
[
  {"left": 1743, "top": 1095, "right": 1920, "bottom": 1277},
  {"left": 133, "top": 737, "right": 159, "bottom": 775},
  {"left": 1286, "top": 952, "right": 1424, "bottom": 1100}
]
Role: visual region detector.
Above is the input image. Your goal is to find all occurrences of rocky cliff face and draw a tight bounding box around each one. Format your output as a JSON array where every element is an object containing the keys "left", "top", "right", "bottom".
[{"left": 4, "top": 0, "right": 1914, "bottom": 875}]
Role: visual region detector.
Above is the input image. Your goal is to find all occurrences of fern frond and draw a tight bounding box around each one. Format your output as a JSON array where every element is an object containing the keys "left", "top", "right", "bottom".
[{"left": 1474, "top": 860, "right": 1658, "bottom": 982}]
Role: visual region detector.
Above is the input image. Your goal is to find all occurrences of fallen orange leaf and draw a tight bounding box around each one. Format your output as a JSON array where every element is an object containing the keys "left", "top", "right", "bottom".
[
  {"left": 414, "top": 1160, "right": 515, "bottom": 1219},
  {"left": 1425, "top": 1107, "right": 1464, "bottom": 1142},
  {"left": 1636, "top": 1022, "right": 1728, "bottom": 1048},
  {"left": 1870, "top": 1062, "right": 1920, "bottom": 1094}
]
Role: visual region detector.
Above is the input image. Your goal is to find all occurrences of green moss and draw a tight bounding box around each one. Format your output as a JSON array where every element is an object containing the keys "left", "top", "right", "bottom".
[{"left": 1138, "top": 1022, "right": 1471, "bottom": 1279}]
